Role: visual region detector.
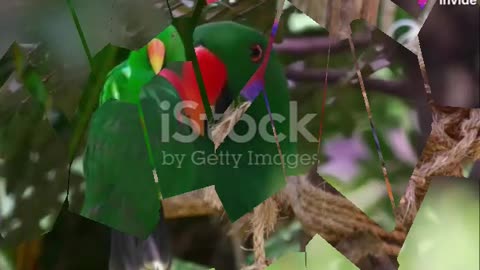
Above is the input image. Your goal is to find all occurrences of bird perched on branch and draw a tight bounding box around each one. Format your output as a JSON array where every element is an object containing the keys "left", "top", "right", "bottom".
[{"left": 82, "top": 21, "right": 295, "bottom": 269}]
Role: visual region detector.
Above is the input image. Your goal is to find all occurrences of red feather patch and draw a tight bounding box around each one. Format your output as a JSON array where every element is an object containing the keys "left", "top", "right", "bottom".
[{"left": 160, "top": 47, "right": 227, "bottom": 136}]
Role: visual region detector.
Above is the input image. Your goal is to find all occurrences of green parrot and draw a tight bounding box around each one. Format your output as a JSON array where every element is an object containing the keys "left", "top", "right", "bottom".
[
  {"left": 82, "top": 21, "right": 297, "bottom": 270},
  {"left": 88, "top": 25, "right": 185, "bottom": 270},
  {"left": 99, "top": 24, "right": 186, "bottom": 105}
]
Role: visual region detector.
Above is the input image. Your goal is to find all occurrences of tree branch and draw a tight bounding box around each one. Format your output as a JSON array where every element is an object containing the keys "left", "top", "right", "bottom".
[
  {"left": 273, "top": 35, "right": 371, "bottom": 55},
  {"left": 162, "top": 169, "right": 406, "bottom": 261},
  {"left": 284, "top": 67, "right": 414, "bottom": 99}
]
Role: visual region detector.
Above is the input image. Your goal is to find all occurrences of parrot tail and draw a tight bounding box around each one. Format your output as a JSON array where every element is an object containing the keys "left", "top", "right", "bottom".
[{"left": 108, "top": 207, "right": 172, "bottom": 270}]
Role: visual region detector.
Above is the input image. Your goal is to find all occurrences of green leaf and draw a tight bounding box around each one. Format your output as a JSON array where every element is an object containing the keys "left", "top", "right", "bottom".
[
  {"left": 68, "top": 45, "right": 129, "bottom": 162},
  {"left": 81, "top": 99, "right": 160, "bottom": 238},
  {"left": 139, "top": 76, "right": 200, "bottom": 197}
]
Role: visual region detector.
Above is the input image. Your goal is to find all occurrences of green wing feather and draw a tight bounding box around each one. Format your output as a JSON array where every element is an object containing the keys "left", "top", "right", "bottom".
[
  {"left": 139, "top": 76, "right": 201, "bottom": 197},
  {"left": 82, "top": 99, "right": 161, "bottom": 238},
  {"left": 82, "top": 76, "right": 203, "bottom": 237},
  {"left": 83, "top": 25, "right": 188, "bottom": 237}
]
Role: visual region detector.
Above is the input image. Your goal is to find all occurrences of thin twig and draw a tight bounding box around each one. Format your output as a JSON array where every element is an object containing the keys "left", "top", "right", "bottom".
[
  {"left": 316, "top": 38, "right": 331, "bottom": 161},
  {"left": 65, "top": 0, "right": 93, "bottom": 67},
  {"left": 414, "top": 36, "right": 435, "bottom": 108},
  {"left": 348, "top": 36, "right": 397, "bottom": 213}
]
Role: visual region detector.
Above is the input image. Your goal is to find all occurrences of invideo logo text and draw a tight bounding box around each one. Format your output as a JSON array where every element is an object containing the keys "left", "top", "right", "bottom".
[
  {"left": 419, "top": 0, "right": 478, "bottom": 8},
  {"left": 439, "top": 0, "right": 478, "bottom": 5}
]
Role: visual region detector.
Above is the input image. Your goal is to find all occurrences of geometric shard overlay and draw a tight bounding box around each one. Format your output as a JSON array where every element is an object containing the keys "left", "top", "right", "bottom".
[
  {"left": 266, "top": 176, "right": 478, "bottom": 270},
  {"left": 0, "top": 1, "right": 478, "bottom": 270},
  {"left": 417, "top": 3, "right": 479, "bottom": 108},
  {"left": 306, "top": 235, "right": 359, "bottom": 270},
  {"left": 398, "top": 176, "right": 479, "bottom": 270},
  {"left": 266, "top": 252, "right": 307, "bottom": 270}
]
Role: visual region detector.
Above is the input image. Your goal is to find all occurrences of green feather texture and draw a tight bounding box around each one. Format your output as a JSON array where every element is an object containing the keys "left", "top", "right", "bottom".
[
  {"left": 82, "top": 21, "right": 300, "bottom": 237},
  {"left": 99, "top": 25, "right": 186, "bottom": 106},
  {"left": 192, "top": 22, "right": 298, "bottom": 218},
  {"left": 82, "top": 99, "right": 161, "bottom": 238}
]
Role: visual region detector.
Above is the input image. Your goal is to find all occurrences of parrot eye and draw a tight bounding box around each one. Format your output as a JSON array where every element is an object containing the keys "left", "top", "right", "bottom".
[{"left": 250, "top": 44, "right": 263, "bottom": 63}]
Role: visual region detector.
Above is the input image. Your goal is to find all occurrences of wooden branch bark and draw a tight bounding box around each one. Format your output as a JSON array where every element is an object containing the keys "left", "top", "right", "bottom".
[
  {"left": 162, "top": 166, "right": 406, "bottom": 261},
  {"left": 396, "top": 106, "right": 480, "bottom": 233},
  {"left": 161, "top": 107, "right": 479, "bottom": 269}
]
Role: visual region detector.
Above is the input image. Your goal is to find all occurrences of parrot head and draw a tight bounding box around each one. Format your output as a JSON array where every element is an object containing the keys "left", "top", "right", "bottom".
[
  {"left": 161, "top": 21, "right": 284, "bottom": 136},
  {"left": 192, "top": 21, "right": 270, "bottom": 99},
  {"left": 146, "top": 25, "right": 186, "bottom": 74}
]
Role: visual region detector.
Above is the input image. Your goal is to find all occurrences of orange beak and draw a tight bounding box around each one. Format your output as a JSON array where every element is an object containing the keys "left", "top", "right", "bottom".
[{"left": 147, "top": 39, "right": 165, "bottom": 74}]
